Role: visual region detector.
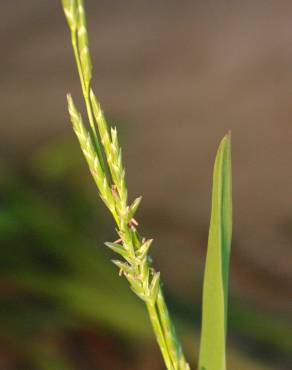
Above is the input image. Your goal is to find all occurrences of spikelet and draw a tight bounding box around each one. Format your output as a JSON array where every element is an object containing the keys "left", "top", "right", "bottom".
[
  {"left": 67, "top": 95, "right": 115, "bottom": 215},
  {"left": 90, "top": 90, "right": 128, "bottom": 212},
  {"left": 62, "top": 0, "right": 77, "bottom": 31},
  {"left": 76, "top": 0, "right": 92, "bottom": 87}
]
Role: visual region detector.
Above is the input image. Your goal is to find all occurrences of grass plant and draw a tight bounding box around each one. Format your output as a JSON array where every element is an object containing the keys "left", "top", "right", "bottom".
[{"left": 61, "top": 1, "right": 232, "bottom": 369}]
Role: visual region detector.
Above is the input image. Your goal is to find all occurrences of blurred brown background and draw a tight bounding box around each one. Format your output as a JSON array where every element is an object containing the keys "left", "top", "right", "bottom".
[{"left": 0, "top": 1, "right": 291, "bottom": 369}]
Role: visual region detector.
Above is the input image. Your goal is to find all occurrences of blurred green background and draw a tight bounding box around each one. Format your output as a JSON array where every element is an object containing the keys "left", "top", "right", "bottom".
[{"left": 0, "top": 1, "right": 291, "bottom": 369}]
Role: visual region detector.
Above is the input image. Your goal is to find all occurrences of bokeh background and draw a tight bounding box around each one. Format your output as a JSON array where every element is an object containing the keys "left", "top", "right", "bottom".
[{"left": 1, "top": 1, "right": 292, "bottom": 369}]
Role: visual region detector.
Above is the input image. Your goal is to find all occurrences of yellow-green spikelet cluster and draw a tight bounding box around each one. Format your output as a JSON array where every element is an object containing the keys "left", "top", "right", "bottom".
[
  {"left": 62, "top": 1, "right": 191, "bottom": 369},
  {"left": 67, "top": 95, "right": 116, "bottom": 215},
  {"left": 91, "top": 90, "right": 128, "bottom": 214}
]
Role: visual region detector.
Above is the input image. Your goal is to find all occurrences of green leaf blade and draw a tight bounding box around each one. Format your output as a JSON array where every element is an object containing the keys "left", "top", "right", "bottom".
[{"left": 198, "top": 133, "right": 232, "bottom": 370}]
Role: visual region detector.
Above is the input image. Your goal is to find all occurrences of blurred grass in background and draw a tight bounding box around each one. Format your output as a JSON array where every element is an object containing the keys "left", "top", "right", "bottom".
[{"left": 0, "top": 137, "right": 291, "bottom": 370}]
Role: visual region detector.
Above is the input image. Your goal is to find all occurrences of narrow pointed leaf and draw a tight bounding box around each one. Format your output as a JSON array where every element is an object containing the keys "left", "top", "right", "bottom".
[{"left": 199, "top": 133, "right": 232, "bottom": 370}]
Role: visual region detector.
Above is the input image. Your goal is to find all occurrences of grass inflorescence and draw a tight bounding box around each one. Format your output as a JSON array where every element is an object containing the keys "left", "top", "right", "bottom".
[
  {"left": 61, "top": 1, "right": 232, "bottom": 370},
  {"left": 61, "top": 1, "right": 190, "bottom": 369}
]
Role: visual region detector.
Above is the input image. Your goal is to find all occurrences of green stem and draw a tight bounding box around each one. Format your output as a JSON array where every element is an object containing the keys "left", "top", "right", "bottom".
[
  {"left": 127, "top": 227, "right": 189, "bottom": 370},
  {"left": 146, "top": 302, "right": 174, "bottom": 370},
  {"left": 157, "top": 288, "right": 179, "bottom": 369},
  {"left": 157, "top": 288, "right": 190, "bottom": 370}
]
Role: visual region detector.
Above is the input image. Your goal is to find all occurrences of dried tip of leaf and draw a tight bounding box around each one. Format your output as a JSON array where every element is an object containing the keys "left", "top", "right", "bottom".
[{"left": 223, "top": 131, "right": 231, "bottom": 144}]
